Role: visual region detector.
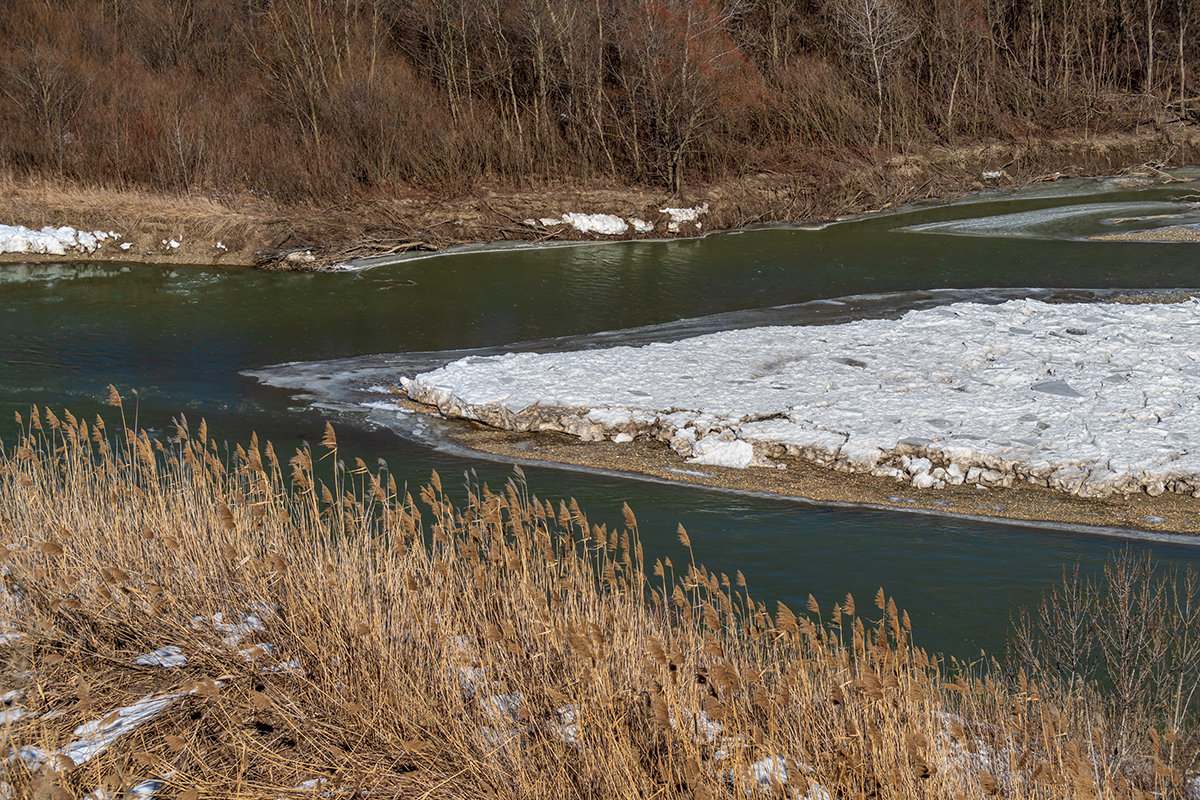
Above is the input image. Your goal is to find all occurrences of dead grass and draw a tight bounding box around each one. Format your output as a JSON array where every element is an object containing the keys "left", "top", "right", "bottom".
[
  {"left": 2, "top": 126, "right": 1198, "bottom": 271},
  {"left": 1, "top": 399, "right": 1196, "bottom": 798}
]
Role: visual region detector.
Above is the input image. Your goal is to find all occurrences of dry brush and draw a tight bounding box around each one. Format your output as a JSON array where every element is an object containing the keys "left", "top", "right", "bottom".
[{"left": 0, "top": 397, "right": 1195, "bottom": 798}]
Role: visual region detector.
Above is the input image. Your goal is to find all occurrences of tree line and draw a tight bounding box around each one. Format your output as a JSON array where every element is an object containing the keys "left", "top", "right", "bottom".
[{"left": 1, "top": 0, "right": 1195, "bottom": 201}]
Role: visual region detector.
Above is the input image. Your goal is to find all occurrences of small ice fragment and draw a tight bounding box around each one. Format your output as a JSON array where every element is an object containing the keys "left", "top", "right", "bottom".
[
  {"left": 749, "top": 755, "right": 788, "bottom": 787},
  {"left": 546, "top": 704, "right": 580, "bottom": 745},
  {"left": 687, "top": 436, "right": 754, "bottom": 468},
  {"left": 216, "top": 241, "right": 227, "bottom": 250},
  {"left": 982, "top": 170, "right": 1004, "bottom": 179},
  {"left": 129, "top": 778, "right": 166, "bottom": 797},
  {"left": 120, "top": 242, "right": 133, "bottom": 250},
  {"left": 911, "top": 472, "right": 940, "bottom": 489},
  {"left": 628, "top": 217, "right": 654, "bottom": 233},
  {"left": 134, "top": 646, "right": 186, "bottom": 668},
  {"left": 659, "top": 203, "right": 709, "bottom": 232},
  {"left": 211, "top": 612, "right": 267, "bottom": 648},
  {"left": 612, "top": 432, "right": 634, "bottom": 443},
  {"left": 0, "top": 707, "right": 29, "bottom": 724},
  {"left": 239, "top": 641, "right": 277, "bottom": 660},
  {"left": 1030, "top": 379, "right": 1082, "bottom": 398},
  {"left": 479, "top": 692, "right": 523, "bottom": 723},
  {"left": 168, "top": 239, "right": 180, "bottom": 249},
  {"left": 7, "top": 745, "right": 47, "bottom": 767},
  {"left": 906, "top": 457, "right": 932, "bottom": 476},
  {"left": 664, "top": 467, "right": 712, "bottom": 477},
  {"left": 63, "top": 692, "right": 182, "bottom": 765}
]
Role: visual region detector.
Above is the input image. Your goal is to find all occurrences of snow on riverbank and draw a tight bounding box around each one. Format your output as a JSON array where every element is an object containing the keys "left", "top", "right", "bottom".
[
  {"left": 0, "top": 224, "right": 120, "bottom": 255},
  {"left": 521, "top": 204, "right": 710, "bottom": 236},
  {"left": 402, "top": 298, "right": 1200, "bottom": 500}
]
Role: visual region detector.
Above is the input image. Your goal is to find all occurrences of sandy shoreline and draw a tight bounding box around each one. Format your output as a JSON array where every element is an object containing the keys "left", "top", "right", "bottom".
[
  {"left": 386, "top": 396, "right": 1200, "bottom": 536},
  {"left": 1092, "top": 224, "right": 1200, "bottom": 242},
  {"left": 460, "top": 428, "right": 1200, "bottom": 535}
]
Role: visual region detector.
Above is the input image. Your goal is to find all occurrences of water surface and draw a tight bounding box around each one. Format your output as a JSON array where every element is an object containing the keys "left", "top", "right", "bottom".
[{"left": 5, "top": 172, "right": 1200, "bottom": 657}]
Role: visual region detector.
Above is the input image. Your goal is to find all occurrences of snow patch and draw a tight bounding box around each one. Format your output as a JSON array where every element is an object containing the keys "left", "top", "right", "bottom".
[
  {"left": 0, "top": 707, "right": 29, "bottom": 725},
  {"left": 63, "top": 692, "right": 182, "bottom": 766},
  {"left": 0, "top": 224, "right": 119, "bottom": 256},
  {"left": 561, "top": 213, "right": 629, "bottom": 236},
  {"left": 133, "top": 646, "right": 186, "bottom": 668},
  {"left": 660, "top": 203, "right": 709, "bottom": 232}
]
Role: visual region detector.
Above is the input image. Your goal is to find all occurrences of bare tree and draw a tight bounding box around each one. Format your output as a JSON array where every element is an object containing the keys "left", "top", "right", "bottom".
[
  {"left": 618, "top": 0, "right": 758, "bottom": 193},
  {"left": 1, "top": 44, "right": 88, "bottom": 174},
  {"left": 1177, "top": 0, "right": 1194, "bottom": 109},
  {"left": 829, "top": 0, "right": 914, "bottom": 144},
  {"left": 1010, "top": 552, "right": 1200, "bottom": 781}
]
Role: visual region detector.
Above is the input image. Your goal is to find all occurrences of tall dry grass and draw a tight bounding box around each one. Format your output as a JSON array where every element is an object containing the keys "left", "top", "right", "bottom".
[{"left": 0, "top": 397, "right": 1195, "bottom": 798}]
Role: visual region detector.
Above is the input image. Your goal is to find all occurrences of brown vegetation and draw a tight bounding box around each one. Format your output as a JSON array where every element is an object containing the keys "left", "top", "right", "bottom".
[
  {"left": 0, "top": 0, "right": 1197, "bottom": 208},
  {"left": 3, "top": 400, "right": 1200, "bottom": 797}
]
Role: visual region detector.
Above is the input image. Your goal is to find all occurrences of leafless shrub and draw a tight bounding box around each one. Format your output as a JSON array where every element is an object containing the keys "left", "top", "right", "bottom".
[{"left": 1010, "top": 551, "right": 1200, "bottom": 789}]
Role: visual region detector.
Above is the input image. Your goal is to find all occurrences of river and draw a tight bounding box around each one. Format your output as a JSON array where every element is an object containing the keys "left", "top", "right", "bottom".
[{"left": 4, "top": 171, "right": 1200, "bottom": 658}]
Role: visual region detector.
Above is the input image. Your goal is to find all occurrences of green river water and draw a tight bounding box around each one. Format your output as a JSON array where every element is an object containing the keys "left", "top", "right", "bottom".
[{"left": 5, "top": 172, "right": 1200, "bottom": 658}]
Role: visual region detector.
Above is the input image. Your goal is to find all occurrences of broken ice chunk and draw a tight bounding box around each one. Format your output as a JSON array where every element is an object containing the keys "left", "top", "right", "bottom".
[{"left": 1031, "top": 379, "right": 1082, "bottom": 398}]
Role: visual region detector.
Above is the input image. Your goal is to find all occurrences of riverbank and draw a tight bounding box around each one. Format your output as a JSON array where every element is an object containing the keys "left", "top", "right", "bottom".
[
  {"left": 420, "top": 408, "right": 1200, "bottom": 537},
  {"left": 2, "top": 126, "right": 1199, "bottom": 269}
]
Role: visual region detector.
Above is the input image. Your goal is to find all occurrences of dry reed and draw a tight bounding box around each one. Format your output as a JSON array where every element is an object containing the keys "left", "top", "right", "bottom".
[{"left": 0, "top": 405, "right": 1193, "bottom": 798}]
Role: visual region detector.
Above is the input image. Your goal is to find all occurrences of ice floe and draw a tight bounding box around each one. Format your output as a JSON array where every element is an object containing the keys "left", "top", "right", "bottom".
[
  {"left": 0, "top": 224, "right": 120, "bottom": 256},
  {"left": 402, "top": 298, "right": 1200, "bottom": 500}
]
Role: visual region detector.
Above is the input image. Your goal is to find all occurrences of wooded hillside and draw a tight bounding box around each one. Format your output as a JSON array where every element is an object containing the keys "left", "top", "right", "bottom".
[{"left": 1, "top": 0, "right": 1195, "bottom": 201}]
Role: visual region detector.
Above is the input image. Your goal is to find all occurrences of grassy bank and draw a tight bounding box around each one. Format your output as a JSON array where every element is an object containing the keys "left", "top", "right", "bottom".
[
  {"left": 2, "top": 398, "right": 1198, "bottom": 798},
  {"left": 2, "top": 126, "right": 1199, "bottom": 270}
]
